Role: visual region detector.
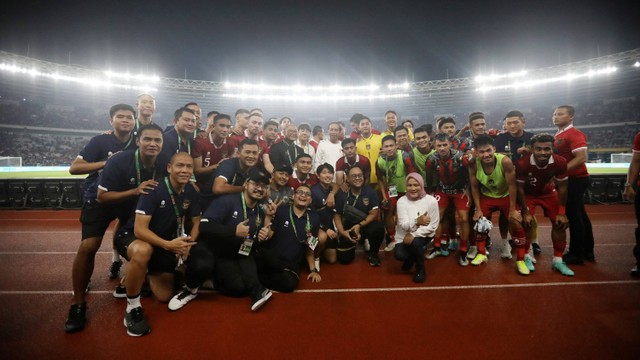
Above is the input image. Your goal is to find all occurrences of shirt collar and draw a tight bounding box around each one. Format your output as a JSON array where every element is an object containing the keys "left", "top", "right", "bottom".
[{"left": 555, "top": 124, "right": 574, "bottom": 136}]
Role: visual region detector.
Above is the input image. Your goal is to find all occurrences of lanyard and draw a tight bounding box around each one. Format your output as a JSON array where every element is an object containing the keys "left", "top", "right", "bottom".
[
  {"left": 343, "top": 190, "right": 361, "bottom": 214},
  {"left": 164, "top": 177, "right": 185, "bottom": 235},
  {"left": 134, "top": 149, "right": 156, "bottom": 186},
  {"left": 240, "top": 193, "right": 261, "bottom": 235},
  {"left": 120, "top": 133, "right": 133, "bottom": 151},
  {"left": 178, "top": 134, "right": 191, "bottom": 154},
  {"left": 286, "top": 143, "right": 298, "bottom": 165},
  {"left": 289, "top": 206, "right": 311, "bottom": 243}
]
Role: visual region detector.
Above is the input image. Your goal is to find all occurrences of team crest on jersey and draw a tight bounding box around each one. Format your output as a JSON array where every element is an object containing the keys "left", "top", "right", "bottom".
[
  {"left": 182, "top": 200, "right": 190, "bottom": 210},
  {"left": 362, "top": 197, "right": 370, "bottom": 206},
  {"left": 129, "top": 177, "right": 136, "bottom": 184},
  {"left": 160, "top": 200, "right": 166, "bottom": 208},
  {"left": 556, "top": 139, "right": 563, "bottom": 146},
  {"left": 232, "top": 211, "right": 238, "bottom": 219},
  {"left": 284, "top": 221, "right": 289, "bottom": 227}
]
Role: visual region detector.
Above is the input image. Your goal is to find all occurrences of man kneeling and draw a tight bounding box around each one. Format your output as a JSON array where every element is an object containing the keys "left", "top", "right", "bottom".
[
  {"left": 115, "top": 152, "right": 200, "bottom": 336},
  {"left": 256, "top": 184, "right": 322, "bottom": 292}
]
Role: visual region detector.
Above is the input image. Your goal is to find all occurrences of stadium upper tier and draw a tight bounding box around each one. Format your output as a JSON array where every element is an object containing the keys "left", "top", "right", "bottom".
[{"left": 1, "top": 49, "right": 640, "bottom": 119}]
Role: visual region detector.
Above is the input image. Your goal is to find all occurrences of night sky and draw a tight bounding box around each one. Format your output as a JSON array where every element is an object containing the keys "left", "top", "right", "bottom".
[{"left": 1, "top": 0, "right": 638, "bottom": 84}]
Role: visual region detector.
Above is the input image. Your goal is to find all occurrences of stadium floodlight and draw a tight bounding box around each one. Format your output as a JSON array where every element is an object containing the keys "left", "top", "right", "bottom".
[
  {"left": 634, "top": 61, "right": 640, "bottom": 68},
  {"left": 0, "top": 62, "right": 158, "bottom": 92},
  {"left": 104, "top": 70, "right": 160, "bottom": 83},
  {"left": 221, "top": 92, "right": 410, "bottom": 102},
  {"left": 475, "top": 70, "right": 528, "bottom": 83},
  {"left": 221, "top": 81, "right": 382, "bottom": 92},
  {"left": 476, "top": 66, "right": 617, "bottom": 92}
]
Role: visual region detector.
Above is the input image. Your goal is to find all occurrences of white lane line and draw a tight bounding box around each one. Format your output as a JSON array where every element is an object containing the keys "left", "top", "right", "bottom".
[
  {"left": 296, "top": 280, "right": 640, "bottom": 293},
  {"left": 1, "top": 280, "right": 638, "bottom": 295}
]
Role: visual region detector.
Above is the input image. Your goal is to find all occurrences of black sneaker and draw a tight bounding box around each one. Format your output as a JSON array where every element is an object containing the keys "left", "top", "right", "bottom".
[
  {"left": 64, "top": 303, "right": 87, "bottom": 333},
  {"left": 113, "top": 283, "right": 127, "bottom": 299},
  {"left": 562, "top": 253, "right": 585, "bottom": 265},
  {"left": 251, "top": 288, "right": 273, "bottom": 311},
  {"left": 413, "top": 267, "right": 426, "bottom": 283},
  {"left": 584, "top": 252, "right": 596, "bottom": 262},
  {"left": 368, "top": 254, "right": 381, "bottom": 267},
  {"left": 401, "top": 259, "right": 414, "bottom": 272},
  {"left": 108, "top": 260, "right": 122, "bottom": 279},
  {"left": 123, "top": 307, "right": 150, "bottom": 337},
  {"left": 532, "top": 243, "right": 542, "bottom": 255}
]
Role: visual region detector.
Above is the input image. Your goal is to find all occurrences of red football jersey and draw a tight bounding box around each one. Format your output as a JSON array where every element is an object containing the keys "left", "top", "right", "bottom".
[
  {"left": 516, "top": 154, "right": 568, "bottom": 197},
  {"left": 554, "top": 125, "right": 588, "bottom": 178}
]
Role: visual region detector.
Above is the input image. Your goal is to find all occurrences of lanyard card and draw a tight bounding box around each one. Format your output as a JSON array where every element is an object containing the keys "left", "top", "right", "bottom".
[
  {"left": 388, "top": 185, "right": 398, "bottom": 197},
  {"left": 238, "top": 237, "right": 254, "bottom": 256},
  {"left": 307, "top": 235, "right": 318, "bottom": 251}
]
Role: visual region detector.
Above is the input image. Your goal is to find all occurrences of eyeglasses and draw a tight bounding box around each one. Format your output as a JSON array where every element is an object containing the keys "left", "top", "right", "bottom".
[
  {"left": 349, "top": 174, "right": 364, "bottom": 179},
  {"left": 248, "top": 181, "right": 268, "bottom": 189},
  {"left": 295, "top": 190, "right": 311, "bottom": 197}
]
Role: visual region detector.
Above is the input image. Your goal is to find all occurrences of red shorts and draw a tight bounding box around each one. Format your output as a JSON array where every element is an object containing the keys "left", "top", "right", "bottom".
[
  {"left": 434, "top": 191, "right": 470, "bottom": 211},
  {"left": 479, "top": 194, "right": 514, "bottom": 217},
  {"left": 382, "top": 189, "right": 402, "bottom": 211},
  {"left": 526, "top": 194, "right": 559, "bottom": 221}
]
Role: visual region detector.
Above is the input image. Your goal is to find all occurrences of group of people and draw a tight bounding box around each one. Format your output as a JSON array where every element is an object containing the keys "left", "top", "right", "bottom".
[{"left": 63, "top": 92, "right": 637, "bottom": 338}]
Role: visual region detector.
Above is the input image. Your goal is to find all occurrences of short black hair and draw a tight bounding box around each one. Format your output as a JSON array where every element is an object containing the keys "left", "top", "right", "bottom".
[
  {"left": 341, "top": 138, "right": 356, "bottom": 147},
  {"left": 174, "top": 107, "right": 195, "bottom": 120},
  {"left": 529, "top": 133, "right": 555, "bottom": 147},
  {"left": 213, "top": 113, "right": 231, "bottom": 124},
  {"left": 350, "top": 113, "right": 366, "bottom": 124},
  {"left": 312, "top": 125, "right": 323, "bottom": 136},
  {"left": 433, "top": 132, "right": 451, "bottom": 142},
  {"left": 393, "top": 125, "right": 408, "bottom": 137},
  {"left": 207, "top": 110, "right": 219, "bottom": 118},
  {"left": 381, "top": 134, "right": 396, "bottom": 144},
  {"left": 468, "top": 111, "right": 485, "bottom": 123},
  {"left": 109, "top": 103, "right": 136, "bottom": 118},
  {"left": 295, "top": 153, "right": 313, "bottom": 162},
  {"left": 298, "top": 123, "right": 312, "bottom": 132},
  {"left": 238, "top": 138, "right": 259, "bottom": 151},
  {"left": 473, "top": 134, "right": 494, "bottom": 148},
  {"left": 316, "top": 163, "right": 335, "bottom": 175},
  {"left": 138, "top": 123, "right": 164, "bottom": 137},
  {"left": 413, "top": 125, "right": 431, "bottom": 136},
  {"left": 556, "top": 105, "right": 575, "bottom": 116},
  {"left": 263, "top": 120, "right": 279, "bottom": 130},
  {"left": 235, "top": 108, "right": 250, "bottom": 117},
  {"left": 505, "top": 110, "right": 524, "bottom": 119},
  {"left": 346, "top": 164, "right": 365, "bottom": 175},
  {"left": 436, "top": 117, "right": 455, "bottom": 130}
]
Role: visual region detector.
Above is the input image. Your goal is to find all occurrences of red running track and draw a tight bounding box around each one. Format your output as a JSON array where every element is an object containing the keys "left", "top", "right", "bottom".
[{"left": 0, "top": 205, "right": 639, "bottom": 359}]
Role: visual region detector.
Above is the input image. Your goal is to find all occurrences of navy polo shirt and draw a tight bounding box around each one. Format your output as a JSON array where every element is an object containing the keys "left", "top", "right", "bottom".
[
  {"left": 334, "top": 186, "right": 380, "bottom": 217},
  {"left": 161, "top": 128, "right": 194, "bottom": 158},
  {"left": 78, "top": 133, "right": 135, "bottom": 201},
  {"left": 266, "top": 205, "right": 320, "bottom": 264},
  {"left": 97, "top": 149, "right": 170, "bottom": 221},
  {"left": 214, "top": 158, "right": 260, "bottom": 187},
  {"left": 203, "top": 193, "right": 265, "bottom": 238},
  {"left": 119, "top": 178, "right": 201, "bottom": 240},
  {"left": 311, "top": 183, "right": 334, "bottom": 230},
  {"left": 493, "top": 131, "right": 534, "bottom": 162}
]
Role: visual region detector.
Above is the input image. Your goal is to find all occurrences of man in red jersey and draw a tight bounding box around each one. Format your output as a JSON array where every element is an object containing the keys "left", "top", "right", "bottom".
[
  {"left": 516, "top": 133, "right": 574, "bottom": 276},
  {"left": 553, "top": 105, "right": 594, "bottom": 265}
]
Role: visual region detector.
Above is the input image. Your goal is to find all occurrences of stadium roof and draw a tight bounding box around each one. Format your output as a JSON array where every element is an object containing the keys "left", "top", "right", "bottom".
[{"left": 1, "top": 48, "right": 639, "bottom": 120}]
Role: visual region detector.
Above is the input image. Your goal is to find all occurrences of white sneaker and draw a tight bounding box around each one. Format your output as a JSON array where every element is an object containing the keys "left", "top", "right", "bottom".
[
  {"left": 168, "top": 288, "right": 197, "bottom": 311},
  {"left": 364, "top": 238, "right": 371, "bottom": 252},
  {"left": 501, "top": 241, "right": 512, "bottom": 259},
  {"left": 384, "top": 241, "right": 396, "bottom": 252},
  {"left": 526, "top": 247, "right": 537, "bottom": 264},
  {"left": 467, "top": 246, "right": 478, "bottom": 259}
]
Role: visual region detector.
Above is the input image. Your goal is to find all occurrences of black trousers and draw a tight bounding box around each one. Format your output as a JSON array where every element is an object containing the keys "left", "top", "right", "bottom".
[
  {"left": 337, "top": 220, "right": 385, "bottom": 264},
  {"left": 634, "top": 187, "right": 640, "bottom": 266},
  {"left": 394, "top": 236, "right": 430, "bottom": 270},
  {"left": 566, "top": 176, "right": 594, "bottom": 257},
  {"left": 255, "top": 247, "right": 300, "bottom": 293}
]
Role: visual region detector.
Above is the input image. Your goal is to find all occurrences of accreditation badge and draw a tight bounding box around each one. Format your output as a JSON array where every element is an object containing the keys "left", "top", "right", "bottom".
[
  {"left": 307, "top": 235, "right": 318, "bottom": 251},
  {"left": 388, "top": 185, "right": 398, "bottom": 197},
  {"left": 238, "top": 237, "right": 254, "bottom": 256}
]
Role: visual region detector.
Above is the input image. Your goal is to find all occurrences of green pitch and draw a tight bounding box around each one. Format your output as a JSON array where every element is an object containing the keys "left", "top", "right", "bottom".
[{"left": 0, "top": 170, "right": 84, "bottom": 179}]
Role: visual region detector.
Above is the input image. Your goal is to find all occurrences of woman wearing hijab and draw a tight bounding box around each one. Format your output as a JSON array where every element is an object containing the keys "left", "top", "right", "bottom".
[{"left": 395, "top": 173, "right": 440, "bottom": 283}]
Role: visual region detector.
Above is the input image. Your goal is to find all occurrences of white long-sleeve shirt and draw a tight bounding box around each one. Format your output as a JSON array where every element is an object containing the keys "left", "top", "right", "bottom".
[
  {"left": 314, "top": 140, "right": 343, "bottom": 171},
  {"left": 395, "top": 194, "right": 440, "bottom": 241}
]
